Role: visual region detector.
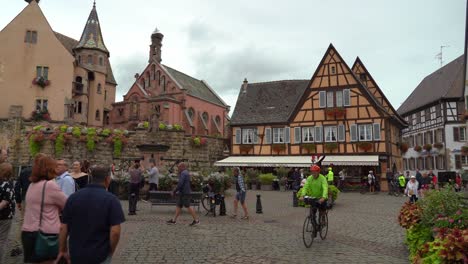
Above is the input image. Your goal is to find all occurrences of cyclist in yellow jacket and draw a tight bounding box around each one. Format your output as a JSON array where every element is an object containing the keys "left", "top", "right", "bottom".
[
  {"left": 326, "top": 167, "right": 334, "bottom": 185},
  {"left": 398, "top": 172, "right": 406, "bottom": 194}
]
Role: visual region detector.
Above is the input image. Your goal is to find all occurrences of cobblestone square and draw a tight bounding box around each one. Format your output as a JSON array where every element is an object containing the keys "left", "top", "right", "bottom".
[{"left": 5, "top": 191, "right": 409, "bottom": 264}]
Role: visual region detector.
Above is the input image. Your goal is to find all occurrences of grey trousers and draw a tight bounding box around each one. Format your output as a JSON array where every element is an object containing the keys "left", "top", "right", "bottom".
[{"left": 0, "top": 219, "right": 13, "bottom": 262}]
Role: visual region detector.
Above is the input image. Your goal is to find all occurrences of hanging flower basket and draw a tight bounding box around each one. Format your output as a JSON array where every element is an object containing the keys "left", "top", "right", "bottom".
[
  {"left": 423, "top": 144, "right": 432, "bottom": 152},
  {"left": 325, "top": 108, "right": 336, "bottom": 117},
  {"left": 302, "top": 143, "right": 316, "bottom": 152},
  {"left": 191, "top": 136, "right": 207, "bottom": 147},
  {"left": 400, "top": 143, "right": 409, "bottom": 153},
  {"left": 272, "top": 144, "right": 286, "bottom": 153},
  {"left": 433, "top": 142, "right": 444, "bottom": 149},
  {"left": 357, "top": 142, "right": 372, "bottom": 151},
  {"left": 324, "top": 142, "right": 338, "bottom": 152},
  {"left": 32, "top": 77, "right": 51, "bottom": 89},
  {"left": 414, "top": 145, "right": 422, "bottom": 152}
]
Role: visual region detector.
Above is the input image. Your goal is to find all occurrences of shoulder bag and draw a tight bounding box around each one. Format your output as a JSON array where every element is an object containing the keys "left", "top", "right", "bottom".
[{"left": 34, "top": 181, "right": 59, "bottom": 259}]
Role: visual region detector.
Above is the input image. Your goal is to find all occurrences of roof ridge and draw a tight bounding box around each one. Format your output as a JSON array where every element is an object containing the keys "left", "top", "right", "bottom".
[
  {"left": 54, "top": 31, "right": 78, "bottom": 43},
  {"left": 248, "top": 79, "right": 309, "bottom": 85}
]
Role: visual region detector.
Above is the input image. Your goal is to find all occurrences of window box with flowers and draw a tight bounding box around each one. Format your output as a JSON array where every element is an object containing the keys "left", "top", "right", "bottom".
[
  {"left": 302, "top": 143, "right": 316, "bottom": 153},
  {"left": 433, "top": 142, "right": 444, "bottom": 149},
  {"left": 239, "top": 145, "right": 253, "bottom": 154},
  {"left": 272, "top": 144, "right": 286, "bottom": 153},
  {"left": 414, "top": 145, "right": 422, "bottom": 152},
  {"left": 423, "top": 144, "right": 432, "bottom": 152},
  {"left": 325, "top": 107, "right": 346, "bottom": 118},
  {"left": 357, "top": 142, "right": 372, "bottom": 151},
  {"left": 27, "top": 126, "right": 47, "bottom": 157},
  {"left": 31, "top": 109, "right": 51, "bottom": 121},
  {"left": 324, "top": 142, "right": 338, "bottom": 152},
  {"left": 32, "top": 76, "right": 51, "bottom": 89}
]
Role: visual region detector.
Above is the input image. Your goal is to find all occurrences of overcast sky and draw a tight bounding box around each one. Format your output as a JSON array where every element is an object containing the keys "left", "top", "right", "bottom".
[{"left": 2, "top": 0, "right": 466, "bottom": 114}]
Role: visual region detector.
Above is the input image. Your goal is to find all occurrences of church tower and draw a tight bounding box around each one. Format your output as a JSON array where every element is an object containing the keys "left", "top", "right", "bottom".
[
  {"left": 149, "top": 28, "right": 164, "bottom": 63},
  {"left": 73, "top": 2, "right": 116, "bottom": 127}
]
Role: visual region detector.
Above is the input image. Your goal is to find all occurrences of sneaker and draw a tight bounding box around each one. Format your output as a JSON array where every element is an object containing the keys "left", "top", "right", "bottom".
[
  {"left": 189, "top": 220, "right": 200, "bottom": 226},
  {"left": 166, "top": 219, "right": 176, "bottom": 225}
]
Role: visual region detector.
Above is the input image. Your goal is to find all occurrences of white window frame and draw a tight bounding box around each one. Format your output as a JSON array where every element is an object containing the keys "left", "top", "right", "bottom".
[
  {"left": 294, "top": 127, "right": 301, "bottom": 144},
  {"left": 235, "top": 128, "right": 241, "bottom": 144},
  {"left": 338, "top": 124, "right": 345, "bottom": 142},
  {"left": 343, "top": 89, "right": 350, "bottom": 106},
  {"left": 302, "top": 127, "right": 315, "bottom": 143},
  {"left": 358, "top": 124, "right": 373, "bottom": 141},
  {"left": 273, "top": 128, "right": 285, "bottom": 144},
  {"left": 462, "top": 155, "right": 468, "bottom": 166},
  {"left": 373, "top": 123, "right": 381, "bottom": 141},
  {"left": 265, "top": 128, "right": 272, "bottom": 144},
  {"left": 460, "top": 127, "right": 467, "bottom": 141},
  {"left": 319, "top": 91, "right": 326, "bottom": 108},
  {"left": 324, "top": 126, "right": 337, "bottom": 142},
  {"left": 242, "top": 128, "right": 256, "bottom": 144},
  {"left": 326, "top": 91, "right": 334, "bottom": 107},
  {"left": 336, "top": 91, "right": 343, "bottom": 107}
]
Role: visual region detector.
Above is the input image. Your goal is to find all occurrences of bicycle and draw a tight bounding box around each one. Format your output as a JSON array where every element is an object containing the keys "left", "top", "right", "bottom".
[
  {"left": 302, "top": 197, "right": 328, "bottom": 248},
  {"left": 201, "top": 184, "right": 220, "bottom": 217},
  {"left": 388, "top": 180, "right": 402, "bottom": 197}
]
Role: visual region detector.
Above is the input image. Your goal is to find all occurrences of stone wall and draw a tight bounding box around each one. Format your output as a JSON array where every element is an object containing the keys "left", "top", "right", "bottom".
[{"left": 2, "top": 119, "right": 227, "bottom": 174}]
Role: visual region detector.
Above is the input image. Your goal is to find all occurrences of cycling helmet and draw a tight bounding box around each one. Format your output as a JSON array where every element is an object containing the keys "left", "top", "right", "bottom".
[{"left": 310, "top": 165, "right": 321, "bottom": 172}]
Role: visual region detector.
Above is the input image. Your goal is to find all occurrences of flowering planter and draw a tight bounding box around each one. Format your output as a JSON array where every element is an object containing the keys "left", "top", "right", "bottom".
[
  {"left": 272, "top": 144, "right": 286, "bottom": 153},
  {"left": 423, "top": 144, "right": 432, "bottom": 152},
  {"left": 400, "top": 143, "right": 409, "bottom": 153},
  {"left": 414, "top": 145, "right": 422, "bottom": 152},
  {"left": 324, "top": 142, "right": 338, "bottom": 152},
  {"left": 32, "top": 77, "right": 51, "bottom": 88},
  {"left": 239, "top": 145, "right": 253, "bottom": 154},
  {"left": 433, "top": 142, "right": 443, "bottom": 149},
  {"left": 357, "top": 142, "right": 372, "bottom": 151},
  {"left": 302, "top": 143, "right": 316, "bottom": 152}
]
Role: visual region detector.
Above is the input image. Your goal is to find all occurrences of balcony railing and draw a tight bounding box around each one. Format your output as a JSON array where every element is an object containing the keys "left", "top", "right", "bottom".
[{"left": 72, "top": 82, "right": 85, "bottom": 95}]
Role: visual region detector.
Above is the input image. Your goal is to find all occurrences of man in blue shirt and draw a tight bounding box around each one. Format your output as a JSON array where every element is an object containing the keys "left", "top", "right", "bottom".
[
  {"left": 56, "top": 166, "right": 125, "bottom": 264},
  {"left": 167, "top": 162, "right": 199, "bottom": 226},
  {"left": 55, "top": 159, "right": 75, "bottom": 197}
]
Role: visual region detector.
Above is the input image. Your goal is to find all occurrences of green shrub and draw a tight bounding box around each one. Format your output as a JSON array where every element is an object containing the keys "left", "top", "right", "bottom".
[
  {"left": 159, "top": 123, "right": 166, "bottom": 130},
  {"left": 54, "top": 133, "right": 65, "bottom": 157},
  {"left": 143, "top": 121, "right": 149, "bottom": 129},
  {"left": 158, "top": 175, "right": 176, "bottom": 191},
  {"left": 259, "top": 173, "right": 276, "bottom": 185},
  {"left": 246, "top": 168, "right": 259, "bottom": 183},
  {"left": 328, "top": 185, "right": 340, "bottom": 201},
  {"left": 86, "top": 128, "right": 96, "bottom": 152},
  {"left": 101, "top": 128, "right": 111, "bottom": 137},
  {"left": 418, "top": 186, "right": 463, "bottom": 227},
  {"left": 190, "top": 173, "right": 204, "bottom": 192},
  {"left": 405, "top": 224, "right": 433, "bottom": 260},
  {"left": 72, "top": 127, "right": 81, "bottom": 138},
  {"left": 173, "top": 124, "right": 182, "bottom": 130}
]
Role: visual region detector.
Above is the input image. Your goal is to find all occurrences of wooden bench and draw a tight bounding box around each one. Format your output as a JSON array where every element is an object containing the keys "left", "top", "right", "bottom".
[{"left": 148, "top": 191, "right": 203, "bottom": 212}]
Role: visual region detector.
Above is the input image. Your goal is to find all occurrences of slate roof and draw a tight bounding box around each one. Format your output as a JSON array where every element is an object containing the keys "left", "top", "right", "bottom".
[
  {"left": 397, "top": 55, "right": 464, "bottom": 115},
  {"left": 74, "top": 4, "right": 109, "bottom": 54},
  {"left": 162, "top": 65, "right": 227, "bottom": 107},
  {"left": 230, "top": 80, "right": 309, "bottom": 125}
]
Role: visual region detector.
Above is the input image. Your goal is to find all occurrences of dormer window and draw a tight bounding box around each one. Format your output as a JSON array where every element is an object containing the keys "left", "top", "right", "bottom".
[{"left": 25, "top": 30, "right": 37, "bottom": 44}]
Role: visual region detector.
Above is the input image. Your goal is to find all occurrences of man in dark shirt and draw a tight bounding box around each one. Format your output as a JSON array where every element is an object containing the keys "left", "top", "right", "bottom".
[
  {"left": 167, "top": 162, "right": 199, "bottom": 226},
  {"left": 56, "top": 166, "right": 125, "bottom": 264},
  {"left": 415, "top": 169, "right": 423, "bottom": 190},
  {"left": 128, "top": 162, "right": 142, "bottom": 215}
]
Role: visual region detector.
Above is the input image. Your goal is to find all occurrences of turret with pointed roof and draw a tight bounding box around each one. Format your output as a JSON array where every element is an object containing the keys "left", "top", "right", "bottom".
[{"left": 74, "top": 1, "right": 109, "bottom": 55}]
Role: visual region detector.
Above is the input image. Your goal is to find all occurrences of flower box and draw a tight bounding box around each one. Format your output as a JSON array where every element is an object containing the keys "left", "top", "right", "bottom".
[
  {"left": 302, "top": 143, "right": 316, "bottom": 152},
  {"left": 32, "top": 77, "right": 51, "bottom": 88},
  {"left": 191, "top": 136, "right": 207, "bottom": 147},
  {"left": 325, "top": 107, "right": 346, "bottom": 118},
  {"left": 272, "top": 144, "right": 286, "bottom": 153},
  {"left": 31, "top": 109, "right": 51, "bottom": 121},
  {"left": 357, "top": 142, "right": 372, "bottom": 151},
  {"left": 239, "top": 145, "right": 253, "bottom": 153},
  {"left": 414, "top": 145, "right": 422, "bottom": 152},
  {"left": 423, "top": 144, "right": 432, "bottom": 152},
  {"left": 324, "top": 142, "right": 338, "bottom": 152},
  {"left": 433, "top": 142, "right": 444, "bottom": 149}
]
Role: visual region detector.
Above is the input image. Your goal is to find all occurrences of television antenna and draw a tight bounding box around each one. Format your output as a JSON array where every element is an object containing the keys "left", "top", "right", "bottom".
[{"left": 435, "top": 45, "right": 449, "bottom": 67}]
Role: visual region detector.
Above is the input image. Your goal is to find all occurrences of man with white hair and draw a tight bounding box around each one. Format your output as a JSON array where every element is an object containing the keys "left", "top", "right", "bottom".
[{"left": 405, "top": 175, "right": 419, "bottom": 203}]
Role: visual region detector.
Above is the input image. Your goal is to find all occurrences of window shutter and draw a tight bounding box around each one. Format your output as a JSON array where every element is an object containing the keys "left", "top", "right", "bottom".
[
  {"left": 336, "top": 91, "right": 343, "bottom": 107},
  {"left": 455, "top": 155, "right": 462, "bottom": 169},
  {"left": 454, "top": 127, "right": 460, "bottom": 141},
  {"left": 338, "top": 124, "right": 345, "bottom": 142},
  {"left": 315, "top": 126, "right": 323, "bottom": 142},
  {"left": 235, "top": 128, "right": 241, "bottom": 144},
  {"left": 373, "top": 123, "right": 381, "bottom": 140},
  {"left": 343, "top": 89, "right": 350, "bottom": 106},
  {"left": 294, "top": 127, "right": 301, "bottom": 144},
  {"left": 326, "top": 92, "right": 334, "bottom": 107},
  {"left": 265, "top": 128, "right": 271, "bottom": 144},
  {"left": 253, "top": 128, "right": 258, "bottom": 144},
  {"left": 285, "top": 127, "right": 290, "bottom": 143},
  {"left": 350, "top": 124, "right": 357, "bottom": 141},
  {"left": 319, "top": 91, "right": 326, "bottom": 108}
]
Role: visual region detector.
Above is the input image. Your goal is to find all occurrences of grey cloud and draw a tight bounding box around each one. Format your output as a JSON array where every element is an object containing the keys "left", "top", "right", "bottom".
[{"left": 112, "top": 55, "right": 148, "bottom": 101}]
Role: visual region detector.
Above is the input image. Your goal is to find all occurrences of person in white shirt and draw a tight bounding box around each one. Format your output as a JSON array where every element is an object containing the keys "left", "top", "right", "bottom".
[
  {"left": 338, "top": 169, "right": 345, "bottom": 191},
  {"left": 405, "top": 175, "right": 419, "bottom": 203},
  {"left": 146, "top": 161, "right": 159, "bottom": 200},
  {"left": 55, "top": 159, "right": 75, "bottom": 197},
  {"left": 367, "top": 170, "right": 375, "bottom": 193}
]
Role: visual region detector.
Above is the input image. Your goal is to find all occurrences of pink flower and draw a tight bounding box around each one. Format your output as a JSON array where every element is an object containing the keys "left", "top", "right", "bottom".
[
  {"left": 456, "top": 210, "right": 462, "bottom": 215},
  {"left": 449, "top": 219, "right": 454, "bottom": 223},
  {"left": 459, "top": 219, "right": 462, "bottom": 223}
]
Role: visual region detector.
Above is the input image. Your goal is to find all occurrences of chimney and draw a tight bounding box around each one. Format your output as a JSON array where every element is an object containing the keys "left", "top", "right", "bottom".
[
  {"left": 149, "top": 28, "right": 164, "bottom": 63},
  {"left": 242, "top": 78, "right": 248, "bottom": 94}
]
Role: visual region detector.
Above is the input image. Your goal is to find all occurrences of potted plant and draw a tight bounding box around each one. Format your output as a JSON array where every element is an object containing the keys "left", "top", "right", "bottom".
[
  {"left": 259, "top": 173, "right": 276, "bottom": 191},
  {"left": 240, "top": 145, "right": 253, "bottom": 154},
  {"left": 302, "top": 143, "right": 316, "bottom": 153},
  {"left": 423, "top": 144, "right": 433, "bottom": 152},
  {"left": 400, "top": 142, "right": 409, "bottom": 153},
  {"left": 32, "top": 76, "right": 51, "bottom": 88},
  {"left": 414, "top": 145, "right": 422, "bottom": 152},
  {"left": 357, "top": 142, "right": 372, "bottom": 151},
  {"left": 272, "top": 144, "right": 286, "bottom": 153},
  {"left": 433, "top": 142, "right": 444, "bottom": 149},
  {"left": 325, "top": 108, "right": 335, "bottom": 117},
  {"left": 324, "top": 142, "right": 338, "bottom": 152},
  {"left": 246, "top": 168, "right": 258, "bottom": 190}
]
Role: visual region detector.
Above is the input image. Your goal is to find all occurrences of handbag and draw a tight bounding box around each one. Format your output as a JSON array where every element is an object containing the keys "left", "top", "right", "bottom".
[{"left": 34, "top": 181, "right": 59, "bottom": 259}]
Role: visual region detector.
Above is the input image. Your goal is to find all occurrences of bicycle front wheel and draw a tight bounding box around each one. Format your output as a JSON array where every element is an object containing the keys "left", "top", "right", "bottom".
[
  {"left": 319, "top": 212, "right": 328, "bottom": 240},
  {"left": 201, "top": 196, "right": 210, "bottom": 212},
  {"left": 302, "top": 216, "right": 314, "bottom": 248}
]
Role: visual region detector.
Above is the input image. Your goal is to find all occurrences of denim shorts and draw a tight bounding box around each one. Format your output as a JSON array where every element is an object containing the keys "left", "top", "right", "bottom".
[{"left": 235, "top": 191, "right": 246, "bottom": 204}]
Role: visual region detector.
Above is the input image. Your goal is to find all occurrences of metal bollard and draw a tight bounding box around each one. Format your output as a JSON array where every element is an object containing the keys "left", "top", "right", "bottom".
[
  {"left": 219, "top": 195, "right": 226, "bottom": 216},
  {"left": 256, "top": 194, "right": 263, "bottom": 214},
  {"left": 293, "top": 191, "right": 298, "bottom": 207}
]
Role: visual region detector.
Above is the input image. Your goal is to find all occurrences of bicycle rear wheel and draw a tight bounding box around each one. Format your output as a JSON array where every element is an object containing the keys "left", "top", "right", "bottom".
[
  {"left": 302, "top": 216, "right": 314, "bottom": 248},
  {"left": 319, "top": 212, "right": 328, "bottom": 240}
]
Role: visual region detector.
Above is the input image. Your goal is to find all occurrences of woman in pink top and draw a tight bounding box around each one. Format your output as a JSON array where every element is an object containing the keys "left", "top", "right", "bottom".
[{"left": 22, "top": 154, "right": 67, "bottom": 263}]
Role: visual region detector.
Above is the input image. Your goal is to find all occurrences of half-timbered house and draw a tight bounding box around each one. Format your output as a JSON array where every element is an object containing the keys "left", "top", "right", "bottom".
[
  {"left": 398, "top": 55, "right": 467, "bottom": 175},
  {"left": 217, "top": 44, "right": 407, "bottom": 188}
]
